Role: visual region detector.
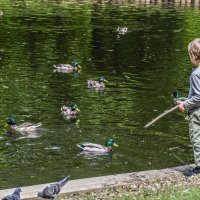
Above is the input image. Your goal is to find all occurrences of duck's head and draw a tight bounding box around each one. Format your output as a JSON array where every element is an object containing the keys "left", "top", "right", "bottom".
[
  {"left": 70, "top": 102, "right": 80, "bottom": 112},
  {"left": 72, "top": 61, "right": 81, "bottom": 70},
  {"left": 99, "top": 76, "right": 108, "bottom": 83},
  {"left": 6, "top": 117, "right": 16, "bottom": 125},
  {"left": 173, "top": 90, "right": 180, "bottom": 98},
  {"left": 105, "top": 139, "right": 118, "bottom": 147}
]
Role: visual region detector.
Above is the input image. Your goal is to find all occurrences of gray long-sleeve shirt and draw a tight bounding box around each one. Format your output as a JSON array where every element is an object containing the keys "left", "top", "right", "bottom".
[{"left": 184, "top": 67, "right": 200, "bottom": 110}]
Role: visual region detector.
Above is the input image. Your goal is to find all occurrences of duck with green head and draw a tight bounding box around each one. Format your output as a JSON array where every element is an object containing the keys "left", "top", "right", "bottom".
[
  {"left": 172, "top": 90, "right": 188, "bottom": 105},
  {"left": 77, "top": 139, "right": 118, "bottom": 153},
  {"left": 53, "top": 61, "right": 81, "bottom": 73},
  {"left": 61, "top": 102, "right": 80, "bottom": 117},
  {"left": 6, "top": 117, "right": 42, "bottom": 135},
  {"left": 87, "top": 76, "right": 108, "bottom": 90}
]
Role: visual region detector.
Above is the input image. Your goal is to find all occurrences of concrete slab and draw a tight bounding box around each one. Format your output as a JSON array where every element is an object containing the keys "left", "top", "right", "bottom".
[{"left": 0, "top": 164, "right": 193, "bottom": 200}]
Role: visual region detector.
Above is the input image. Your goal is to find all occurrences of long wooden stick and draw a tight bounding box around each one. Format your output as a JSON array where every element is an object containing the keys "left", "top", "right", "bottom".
[{"left": 144, "top": 105, "right": 179, "bottom": 128}]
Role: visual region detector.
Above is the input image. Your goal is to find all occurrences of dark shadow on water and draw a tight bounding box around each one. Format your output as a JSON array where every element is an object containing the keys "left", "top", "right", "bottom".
[{"left": 5, "top": 132, "right": 17, "bottom": 139}]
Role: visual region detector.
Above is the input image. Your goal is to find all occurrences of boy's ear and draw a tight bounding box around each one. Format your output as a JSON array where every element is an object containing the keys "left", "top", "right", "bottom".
[
  {"left": 192, "top": 53, "right": 199, "bottom": 60},
  {"left": 190, "top": 53, "right": 197, "bottom": 60},
  {"left": 194, "top": 54, "right": 198, "bottom": 60}
]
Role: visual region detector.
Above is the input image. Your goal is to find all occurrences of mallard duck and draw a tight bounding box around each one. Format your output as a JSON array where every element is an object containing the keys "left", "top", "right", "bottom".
[
  {"left": 6, "top": 118, "right": 42, "bottom": 135},
  {"left": 87, "top": 76, "right": 108, "bottom": 89},
  {"left": 77, "top": 139, "right": 118, "bottom": 153},
  {"left": 53, "top": 61, "right": 81, "bottom": 73},
  {"left": 61, "top": 103, "right": 80, "bottom": 116},
  {"left": 172, "top": 91, "right": 188, "bottom": 105},
  {"left": 117, "top": 26, "right": 128, "bottom": 34}
]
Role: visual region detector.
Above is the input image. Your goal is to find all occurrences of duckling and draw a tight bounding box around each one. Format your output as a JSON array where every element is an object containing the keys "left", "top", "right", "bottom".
[
  {"left": 53, "top": 61, "right": 81, "bottom": 73},
  {"left": 87, "top": 76, "right": 108, "bottom": 90},
  {"left": 77, "top": 139, "right": 118, "bottom": 153},
  {"left": 6, "top": 118, "right": 42, "bottom": 135},
  {"left": 61, "top": 103, "right": 80, "bottom": 117},
  {"left": 117, "top": 26, "right": 128, "bottom": 34}
]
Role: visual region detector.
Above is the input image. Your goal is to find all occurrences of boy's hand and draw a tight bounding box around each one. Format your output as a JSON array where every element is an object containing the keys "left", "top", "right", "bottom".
[{"left": 178, "top": 102, "right": 185, "bottom": 112}]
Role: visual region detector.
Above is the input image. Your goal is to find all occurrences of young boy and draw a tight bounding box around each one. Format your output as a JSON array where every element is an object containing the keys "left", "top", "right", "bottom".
[{"left": 178, "top": 38, "right": 200, "bottom": 176}]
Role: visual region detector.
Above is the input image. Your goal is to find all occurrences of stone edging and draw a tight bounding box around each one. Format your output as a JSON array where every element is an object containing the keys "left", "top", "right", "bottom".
[{"left": 0, "top": 164, "right": 193, "bottom": 200}]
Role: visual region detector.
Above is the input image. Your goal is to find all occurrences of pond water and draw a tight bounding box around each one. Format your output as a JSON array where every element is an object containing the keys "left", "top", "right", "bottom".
[{"left": 0, "top": 0, "right": 200, "bottom": 189}]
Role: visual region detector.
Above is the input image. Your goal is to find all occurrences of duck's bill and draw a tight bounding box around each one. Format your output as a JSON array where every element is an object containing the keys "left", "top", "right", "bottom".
[
  {"left": 4, "top": 123, "right": 8, "bottom": 128},
  {"left": 76, "top": 108, "right": 81, "bottom": 112},
  {"left": 104, "top": 79, "right": 109, "bottom": 83},
  {"left": 113, "top": 143, "right": 118, "bottom": 147},
  {"left": 78, "top": 65, "right": 81, "bottom": 69}
]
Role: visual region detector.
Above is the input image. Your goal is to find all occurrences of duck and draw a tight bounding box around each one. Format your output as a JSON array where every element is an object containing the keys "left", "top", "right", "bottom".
[
  {"left": 53, "top": 61, "right": 81, "bottom": 73},
  {"left": 77, "top": 139, "right": 118, "bottom": 153},
  {"left": 6, "top": 118, "right": 42, "bottom": 135},
  {"left": 61, "top": 103, "right": 80, "bottom": 117},
  {"left": 117, "top": 26, "right": 128, "bottom": 34},
  {"left": 172, "top": 90, "right": 188, "bottom": 105},
  {"left": 87, "top": 76, "right": 108, "bottom": 90}
]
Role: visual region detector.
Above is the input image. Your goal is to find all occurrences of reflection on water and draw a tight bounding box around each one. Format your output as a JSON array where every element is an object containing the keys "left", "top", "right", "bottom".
[{"left": 0, "top": 0, "right": 199, "bottom": 189}]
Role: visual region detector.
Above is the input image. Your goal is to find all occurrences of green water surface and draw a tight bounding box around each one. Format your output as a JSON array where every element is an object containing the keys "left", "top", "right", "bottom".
[{"left": 0, "top": 0, "right": 199, "bottom": 189}]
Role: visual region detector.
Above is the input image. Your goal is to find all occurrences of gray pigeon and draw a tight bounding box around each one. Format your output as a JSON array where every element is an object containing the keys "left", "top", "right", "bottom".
[
  {"left": 38, "top": 176, "right": 70, "bottom": 199},
  {"left": 2, "top": 188, "right": 22, "bottom": 200}
]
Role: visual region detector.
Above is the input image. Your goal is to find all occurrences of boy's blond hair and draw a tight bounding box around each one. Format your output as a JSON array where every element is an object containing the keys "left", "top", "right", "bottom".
[{"left": 188, "top": 38, "right": 200, "bottom": 60}]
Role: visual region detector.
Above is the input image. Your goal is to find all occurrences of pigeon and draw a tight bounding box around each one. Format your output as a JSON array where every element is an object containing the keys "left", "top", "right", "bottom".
[
  {"left": 2, "top": 188, "right": 22, "bottom": 200},
  {"left": 38, "top": 176, "right": 70, "bottom": 199}
]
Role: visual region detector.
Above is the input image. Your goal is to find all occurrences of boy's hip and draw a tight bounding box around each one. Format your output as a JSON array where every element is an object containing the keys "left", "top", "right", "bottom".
[{"left": 188, "top": 107, "right": 200, "bottom": 122}]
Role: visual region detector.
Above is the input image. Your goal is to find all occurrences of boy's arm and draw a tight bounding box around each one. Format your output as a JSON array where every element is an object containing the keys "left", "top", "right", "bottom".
[{"left": 184, "top": 73, "right": 200, "bottom": 110}]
